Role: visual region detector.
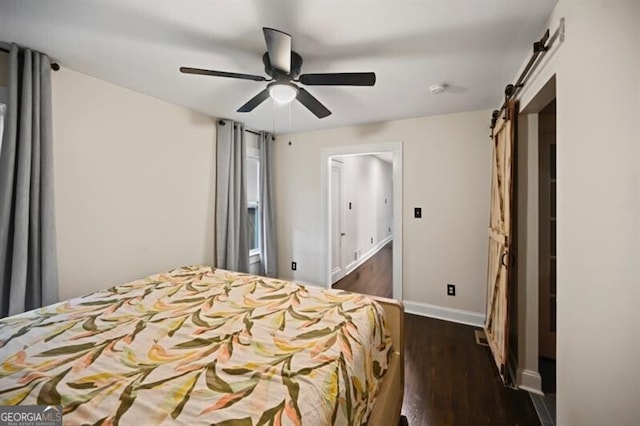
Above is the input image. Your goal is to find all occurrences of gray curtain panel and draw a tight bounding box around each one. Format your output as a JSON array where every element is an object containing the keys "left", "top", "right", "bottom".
[
  {"left": 259, "top": 132, "right": 277, "bottom": 277},
  {"left": 215, "top": 120, "right": 249, "bottom": 272},
  {"left": 0, "top": 43, "right": 58, "bottom": 318}
]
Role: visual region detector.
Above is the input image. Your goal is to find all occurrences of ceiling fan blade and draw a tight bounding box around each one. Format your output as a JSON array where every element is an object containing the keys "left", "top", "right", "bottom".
[
  {"left": 263, "top": 27, "right": 291, "bottom": 73},
  {"left": 296, "top": 88, "right": 331, "bottom": 119},
  {"left": 180, "top": 67, "right": 267, "bottom": 82},
  {"left": 299, "top": 72, "right": 376, "bottom": 86},
  {"left": 237, "top": 89, "right": 270, "bottom": 113}
]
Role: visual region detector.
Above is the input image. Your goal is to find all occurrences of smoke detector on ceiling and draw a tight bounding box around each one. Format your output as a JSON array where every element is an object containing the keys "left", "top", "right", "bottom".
[{"left": 429, "top": 83, "right": 449, "bottom": 94}]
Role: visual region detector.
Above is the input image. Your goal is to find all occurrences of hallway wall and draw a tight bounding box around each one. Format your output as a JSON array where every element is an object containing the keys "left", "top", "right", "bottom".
[{"left": 339, "top": 154, "right": 392, "bottom": 273}]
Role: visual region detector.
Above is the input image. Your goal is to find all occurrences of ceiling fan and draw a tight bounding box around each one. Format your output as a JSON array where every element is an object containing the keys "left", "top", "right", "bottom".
[{"left": 180, "top": 27, "right": 376, "bottom": 119}]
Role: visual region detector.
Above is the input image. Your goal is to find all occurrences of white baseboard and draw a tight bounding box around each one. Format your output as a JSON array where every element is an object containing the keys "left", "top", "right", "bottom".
[
  {"left": 403, "top": 300, "right": 485, "bottom": 328},
  {"left": 343, "top": 235, "right": 393, "bottom": 277},
  {"left": 517, "top": 368, "right": 543, "bottom": 395}
]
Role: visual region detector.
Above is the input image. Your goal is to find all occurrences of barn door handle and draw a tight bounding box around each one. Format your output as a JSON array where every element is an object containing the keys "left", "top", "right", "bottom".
[{"left": 501, "top": 251, "right": 515, "bottom": 267}]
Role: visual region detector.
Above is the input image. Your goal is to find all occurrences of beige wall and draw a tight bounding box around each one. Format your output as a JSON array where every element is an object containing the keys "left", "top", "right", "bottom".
[
  {"left": 52, "top": 68, "right": 216, "bottom": 300},
  {"left": 274, "top": 110, "right": 492, "bottom": 314},
  {"left": 515, "top": 1, "right": 640, "bottom": 424}
]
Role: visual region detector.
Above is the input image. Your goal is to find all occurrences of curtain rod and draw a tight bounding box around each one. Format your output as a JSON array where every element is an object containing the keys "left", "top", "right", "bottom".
[
  {"left": 0, "top": 46, "right": 60, "bottom": 71},
  {"left": 218, "top": 120, "right": 276, "bottom": 141},
  {"left": 489, "top": 18, "right": 565, "bottom": 137}
]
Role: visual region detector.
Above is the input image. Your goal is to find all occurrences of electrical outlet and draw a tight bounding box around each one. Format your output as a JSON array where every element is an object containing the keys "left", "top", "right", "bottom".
[
  {"left": 388, "top": 227, "right": 391, "bottom": 232},
  {"left": 447, "top": 284, "right": 456, "bottom": 296},
  {"left": 348, "top": 202, "right": 352, "bottom": 210},
  {"left": 371, "top": 237, "right": 374, "bottom": 244},
  {"left": 291, "top": 261, "right": 297, "bottom": 271},
  {"left": 414, "top": 207, "right": 422, "bottom": 218}
]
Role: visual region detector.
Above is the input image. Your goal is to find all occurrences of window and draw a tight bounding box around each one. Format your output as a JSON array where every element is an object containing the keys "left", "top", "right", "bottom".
[
  {"left": 246, "top": 132, "right": 261, "bottom": 261},
  {"left": 0, "top": 86, "right": 7, "bottom": 151},
  {"left": 247, "top": 155, "right": 260, "bottom": 254},
  {"left": 0, "top": 103, "right": 5, "bottom": 150},
  {"left": 248, "top": 202, "right": 259, "bottom": 251}
]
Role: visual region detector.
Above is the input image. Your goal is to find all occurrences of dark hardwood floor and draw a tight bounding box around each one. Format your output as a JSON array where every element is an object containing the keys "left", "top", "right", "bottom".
[
  {"left": 402, "top": 314, "right": 540, "bottom": 426},
  {"left": 333, "top": 243, "right": 539, "bottom": 425},
  {"left": 332, "top": 242, "right": 392, "bottom": 298}
]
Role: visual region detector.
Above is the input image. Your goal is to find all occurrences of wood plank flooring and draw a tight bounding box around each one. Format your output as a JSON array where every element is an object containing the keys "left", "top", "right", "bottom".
[
  {"left": 334, "top": 244, "right": 540, "bottom": 425},
  {"left": 332, "top": 242, "right": 392, "bottom": 298},
  {"left": 402, "top": 314, "right": 540, "bottom": 426}
]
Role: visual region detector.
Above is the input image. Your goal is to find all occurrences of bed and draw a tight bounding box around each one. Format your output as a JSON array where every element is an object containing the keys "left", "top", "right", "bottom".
[{"left": 0, "top": 266, "right": 404, "bottom": 425}]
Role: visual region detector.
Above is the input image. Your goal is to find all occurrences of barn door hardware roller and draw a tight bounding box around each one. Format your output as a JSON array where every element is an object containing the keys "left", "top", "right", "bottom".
[{"left": 489, "top": 18, "right": 565, "bottom": 137}]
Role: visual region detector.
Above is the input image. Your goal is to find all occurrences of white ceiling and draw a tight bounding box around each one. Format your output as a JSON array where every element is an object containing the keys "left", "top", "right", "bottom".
[{"left": 0, "top": 0, "right": 556, "bottom": 133}]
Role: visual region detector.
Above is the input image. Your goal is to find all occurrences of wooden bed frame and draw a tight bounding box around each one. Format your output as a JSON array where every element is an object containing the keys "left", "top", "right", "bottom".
[{"left": 368, "top": 296, "right": 405, "bottom": 425}]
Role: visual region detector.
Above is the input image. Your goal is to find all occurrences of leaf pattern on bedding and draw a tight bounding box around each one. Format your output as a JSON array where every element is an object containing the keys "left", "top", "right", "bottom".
[{"left": 0, "top": 266, "right": 391, "bottom": 425}]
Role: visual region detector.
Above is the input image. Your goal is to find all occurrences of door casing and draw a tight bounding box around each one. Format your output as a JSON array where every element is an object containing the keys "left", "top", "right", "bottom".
[
  {"left": 321, "top": 141, "right": 403, "bottom": 300},
  {"left": 330, "top": 159, "right": 346, "bottom": 283}
]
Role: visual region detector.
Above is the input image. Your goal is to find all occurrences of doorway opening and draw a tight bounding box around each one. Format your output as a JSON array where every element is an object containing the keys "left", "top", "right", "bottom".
[
  {"left": 538, "top": 98, "right": 557, "bottom": 394},
  {"left": 321, "top": 142, "right": 403, "bottom": 300},
  {"left": 517, "top": 75, "right": 556, "bottom": 425},
  {"left": 329, "top": 153, "right": 394, "bottom": 298}
]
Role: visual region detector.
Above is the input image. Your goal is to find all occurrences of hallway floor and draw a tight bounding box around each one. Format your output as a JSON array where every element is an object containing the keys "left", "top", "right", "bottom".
[{"left": 332, "top": 242, "right": 392, "bottom": 298}]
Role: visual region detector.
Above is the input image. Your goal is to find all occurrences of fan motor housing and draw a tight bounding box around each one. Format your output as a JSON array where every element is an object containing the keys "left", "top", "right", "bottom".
[{"left": 263, "top": 51, "right": 303, "bottom": 80}]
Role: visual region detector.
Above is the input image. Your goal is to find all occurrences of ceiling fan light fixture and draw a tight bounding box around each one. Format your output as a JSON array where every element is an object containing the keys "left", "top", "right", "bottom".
[
  {"left": 181, "top": 27, "right": 374, "bottom": 118},
  {"left": 269, "top": 82, "right": 298, "bottom": 104},
  {"left": 429, "top": 83, "right": 448, "bottom": 95}
]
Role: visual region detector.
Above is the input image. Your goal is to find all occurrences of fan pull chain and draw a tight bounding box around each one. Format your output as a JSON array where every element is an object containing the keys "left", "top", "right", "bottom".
[
  {"left": 288, "top": 101, "right": 292, "bottom": 145},
  {"left": 272, "top": 99, "right": 276, "bottom": 136}
]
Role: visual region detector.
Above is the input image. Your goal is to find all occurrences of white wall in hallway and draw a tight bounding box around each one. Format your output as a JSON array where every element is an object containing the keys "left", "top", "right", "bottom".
[{"left": 337, "top": 154, "right": 392, "bottom": 272}]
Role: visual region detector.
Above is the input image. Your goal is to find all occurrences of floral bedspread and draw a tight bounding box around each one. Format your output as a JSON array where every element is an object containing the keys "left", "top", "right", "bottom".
[{"left": 0, "top": 266, "right": 391, "bottom": 425}]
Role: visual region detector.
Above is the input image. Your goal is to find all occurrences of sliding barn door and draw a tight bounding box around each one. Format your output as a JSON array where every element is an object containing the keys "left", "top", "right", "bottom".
[{"left": 485, "top": 101, "right": 517, "bottom": 383}]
